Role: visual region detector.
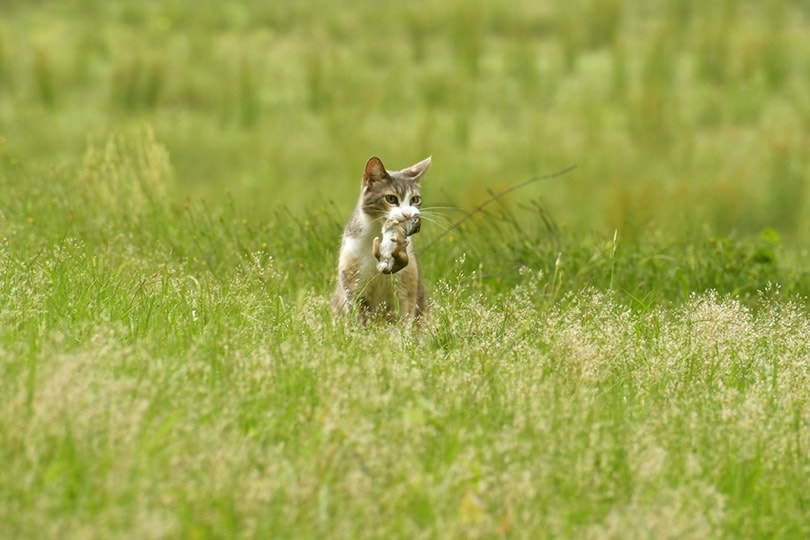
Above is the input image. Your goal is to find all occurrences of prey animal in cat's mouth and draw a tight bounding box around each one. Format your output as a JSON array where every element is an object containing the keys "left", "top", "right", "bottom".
[{"left": 373, "top": 215, "right": 421, "bottom": 274}]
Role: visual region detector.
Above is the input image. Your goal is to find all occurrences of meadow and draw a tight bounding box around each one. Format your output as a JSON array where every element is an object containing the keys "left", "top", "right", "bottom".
[{"left": 1, "top": 0, "right": 809, "bottom": 538}]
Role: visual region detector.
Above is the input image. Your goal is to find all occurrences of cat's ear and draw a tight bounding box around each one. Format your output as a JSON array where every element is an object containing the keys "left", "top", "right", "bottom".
[
  {"left": 399, "top": 156, "right": 432, "bottom": 182},
  {"left": 363, "top": 156, "right": 389, "bottom": 188}
]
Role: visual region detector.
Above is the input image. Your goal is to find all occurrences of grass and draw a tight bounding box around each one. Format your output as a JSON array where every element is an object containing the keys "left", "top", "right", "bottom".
[{"left": 1, "top": 1, "right": 809, "bottom": 538}]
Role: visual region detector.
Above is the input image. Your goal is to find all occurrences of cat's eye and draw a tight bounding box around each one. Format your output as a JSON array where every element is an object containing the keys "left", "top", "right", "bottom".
[
  {"left": 410, "top": 196, "right": 421, "bottom": 205},
  {"left": 384, "top": 195, "right": 399, "bottom": 205}
]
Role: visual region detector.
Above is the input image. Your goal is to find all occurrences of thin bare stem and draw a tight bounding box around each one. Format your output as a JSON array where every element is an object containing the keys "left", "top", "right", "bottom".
[{"left": 422, "top": 164, "right": 577, "bottom": 251}]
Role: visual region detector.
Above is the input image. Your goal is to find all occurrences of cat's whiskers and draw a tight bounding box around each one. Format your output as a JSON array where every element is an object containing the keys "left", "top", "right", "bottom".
[
  {"left": 415, "top": 209, "right": 455, "bottom": 231},
  {"left": 369, "top": 209, "right": 455, "bottom": 235},
  {"left": 420, "top": 205, "right": 461, "bottom": 211}
]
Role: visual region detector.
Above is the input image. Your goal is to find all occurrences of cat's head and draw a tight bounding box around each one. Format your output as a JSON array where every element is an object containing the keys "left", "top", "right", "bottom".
[{"left": 360, "top": 156, "right": 431, "bottom": 221}]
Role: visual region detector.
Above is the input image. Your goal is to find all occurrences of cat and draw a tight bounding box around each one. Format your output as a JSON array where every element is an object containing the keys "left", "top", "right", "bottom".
[{"left": 331, "top": 155, "right": 432, "bottom": 322}]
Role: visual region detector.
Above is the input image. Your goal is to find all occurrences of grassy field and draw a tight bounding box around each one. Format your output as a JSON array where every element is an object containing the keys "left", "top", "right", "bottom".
[{"left": 1, "top": 0, "right": 809, "bottom": 538}]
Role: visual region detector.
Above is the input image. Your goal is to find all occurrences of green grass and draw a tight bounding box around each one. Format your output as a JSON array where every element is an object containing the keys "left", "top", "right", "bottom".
[{"left": 2, "top": 1, "right": 810, "bottom": 538}]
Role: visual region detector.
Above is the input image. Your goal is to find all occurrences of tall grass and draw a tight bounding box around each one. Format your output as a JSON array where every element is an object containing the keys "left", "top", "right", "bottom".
[{"left": 1, "top": 129, "right": 808, "bottom": 538}]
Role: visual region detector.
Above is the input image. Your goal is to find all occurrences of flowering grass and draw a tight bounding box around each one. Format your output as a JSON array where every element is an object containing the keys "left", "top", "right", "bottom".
[{"left": 1, "top": 133, "right": 808, "bottom": 538}]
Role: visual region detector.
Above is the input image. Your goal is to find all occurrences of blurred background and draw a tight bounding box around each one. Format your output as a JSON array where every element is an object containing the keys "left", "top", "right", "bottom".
[{"left": 1, "top": 0, "right": 809, "bottom": 246}]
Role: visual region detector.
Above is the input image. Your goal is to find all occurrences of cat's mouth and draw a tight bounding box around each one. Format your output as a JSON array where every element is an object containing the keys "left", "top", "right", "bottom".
[{"left": 386, "top": 214, "right": 420, "bottom": 236}]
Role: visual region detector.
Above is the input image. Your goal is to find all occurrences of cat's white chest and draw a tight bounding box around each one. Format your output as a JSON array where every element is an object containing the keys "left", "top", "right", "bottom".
[
  {"left": 340, "top": 221, "right": 408, "bottom": 310},
  {"left": 342, "top": 232, "right": 380, "bottom": 280}
]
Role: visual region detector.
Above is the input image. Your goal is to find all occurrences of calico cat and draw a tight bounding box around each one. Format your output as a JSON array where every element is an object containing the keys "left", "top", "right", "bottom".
[{"left": 331, "top": 156, "right": 431, "bottom": 321}]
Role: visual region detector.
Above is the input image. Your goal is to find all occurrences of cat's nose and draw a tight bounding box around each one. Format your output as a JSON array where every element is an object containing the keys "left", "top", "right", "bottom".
[{"left": 401, "top": 209, "right": 413, "bottom": 219}]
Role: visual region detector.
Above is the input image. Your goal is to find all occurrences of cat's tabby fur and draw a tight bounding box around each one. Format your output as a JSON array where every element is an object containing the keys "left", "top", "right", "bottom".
[{"left": 331, "top": 156, "right": 431, "bottom": 322}]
